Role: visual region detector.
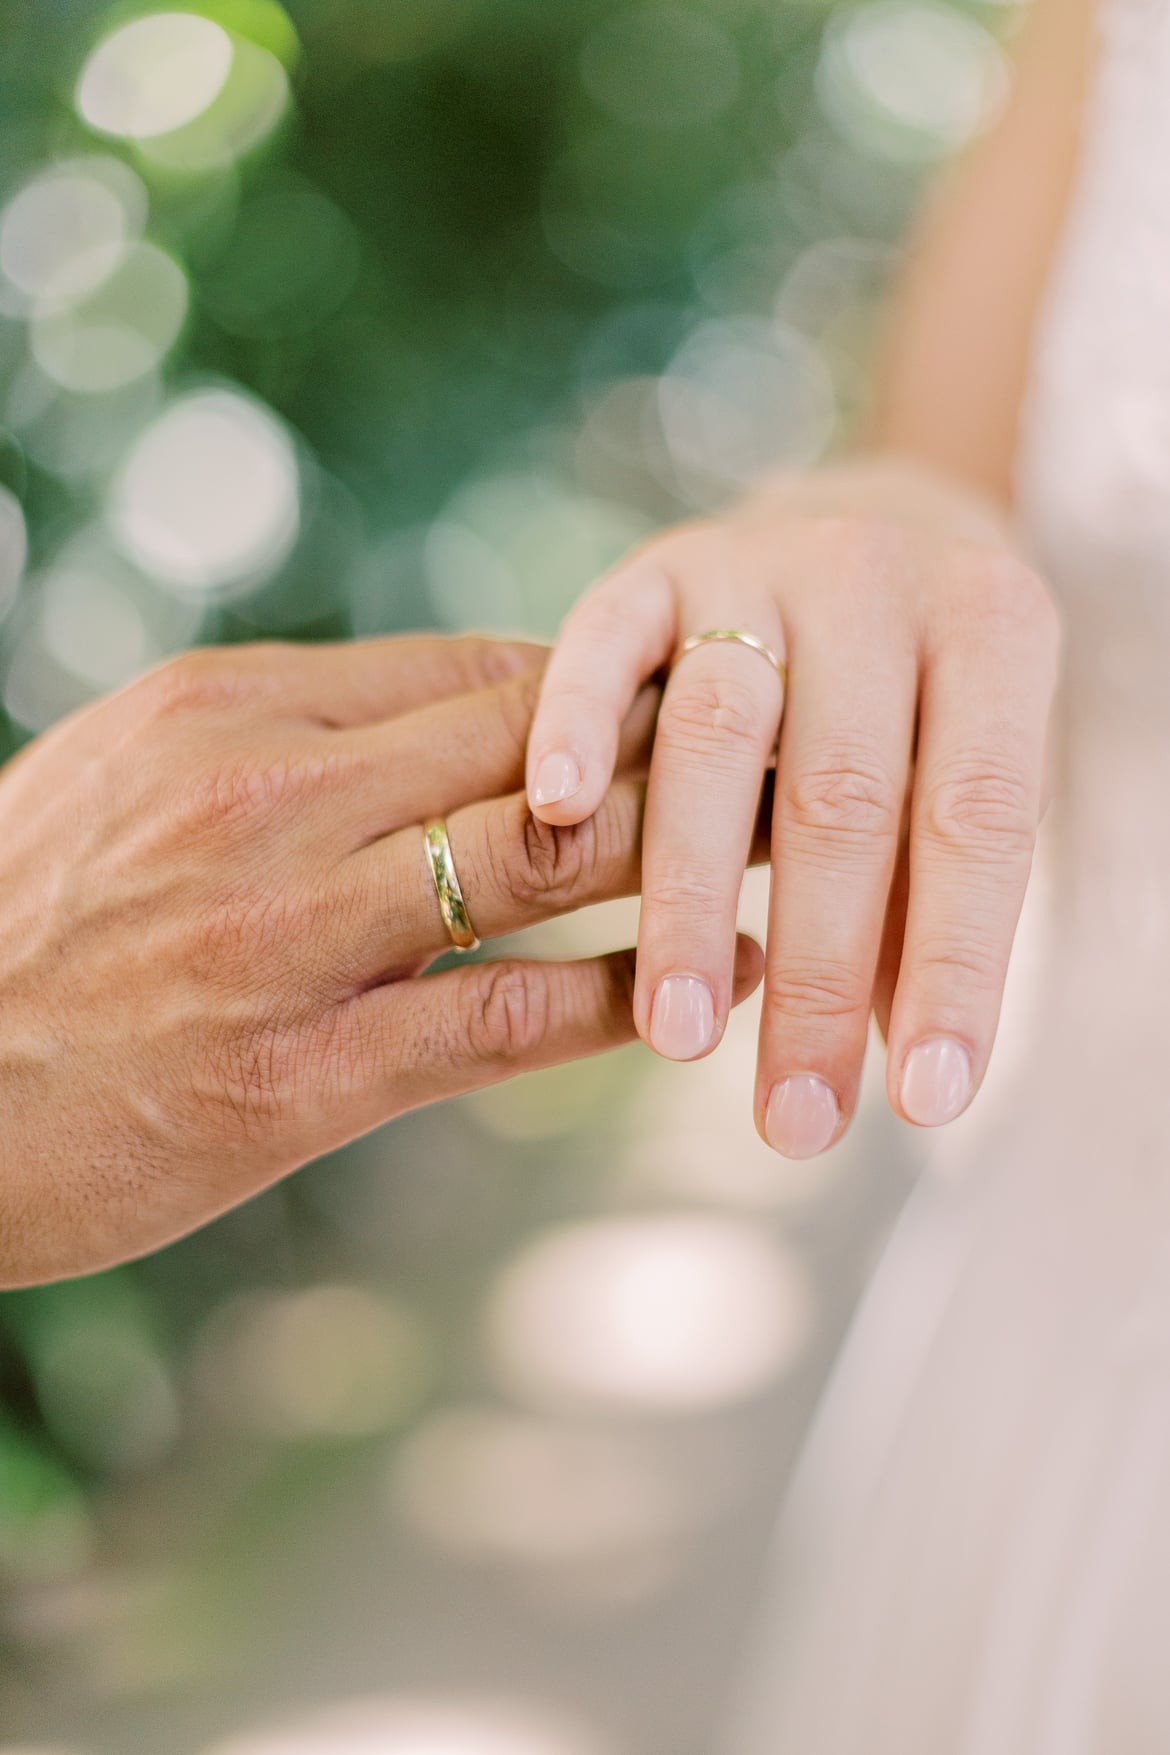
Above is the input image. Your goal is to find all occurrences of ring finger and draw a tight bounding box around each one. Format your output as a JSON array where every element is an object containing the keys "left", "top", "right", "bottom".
[
  {"left": 325, "top": 777, "right": 775, "bottom": 992},
  {"left": 634, "top": 593, "right": 787, "bottom": 1063},
  {"left": 329, "top": 780, "right": 640, "bottom": 989}
]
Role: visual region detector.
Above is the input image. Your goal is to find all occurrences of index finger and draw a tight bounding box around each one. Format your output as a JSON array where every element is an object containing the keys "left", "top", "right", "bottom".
[
  {"left": 259, "top": 634, "right": 550, "bottom": 726},
  {"left": 527, "top": 560, "right": 678, "bottom": 825}
]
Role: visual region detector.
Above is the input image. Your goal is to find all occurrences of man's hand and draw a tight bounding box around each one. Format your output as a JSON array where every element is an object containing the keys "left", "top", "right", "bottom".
[{"left": 0, "top": 635, "right": 763, "bottom": 1285}]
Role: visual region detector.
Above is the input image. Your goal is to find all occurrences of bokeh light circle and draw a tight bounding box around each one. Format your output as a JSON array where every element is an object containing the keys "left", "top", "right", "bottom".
[
  {"left": 31, "top": 1321, "right": 179, "bottom": 1475},
  {"left": 201, "top": 184, "right": 361, "bottom": 338},
  {"left": 193, "top": 1285, "right": 433, "bottom": 1439},
  {"left": 0, "top": 528, "right": 202, "bottom": 730},
  {"left": 200, "top": 1696, "right": 615, "bottom": 1755},
  {"left": 0, "top": 158, "right": 146, "bottom": 314},
  {"left": 426, "top": 472, "right": 649, "bottom": 637},
  {"left": 817, "top": 0, "right": 1007, "bottom": 162},
  {"left": 39, "top": 562, "right": 152, "bottom": 690},
  {"left": 0, "top": 485, "right": 28, "bottom": 622},
  {"left": 31, "top": 242, "right": 188, "bottom": 394},
  {"left": 134, "top": 36, "right": 291, "bottom": 172},
  {"left": 390, "top": 1407, "right": 728, "bottom": 1572},
  {"left": 580, "top": 6, "right": 740, "bottom": 131},
  {"left": 76, "top": 13, "right": 234, "bottom": 140},
  {"left": 0, "top": 1746, "right": 94, "bottom": 1754},
  {"left": 5, "top": 364, "right": 163, "bottom": 484},
  {"left": 658, "top": 317, "right": 836, "bottom": 504},
  {"left": 485, "top": 1216, "right": 811, "bottom": 1413},
  {"left": 109, "top": 387, "right": 300, "bottom": 593}
]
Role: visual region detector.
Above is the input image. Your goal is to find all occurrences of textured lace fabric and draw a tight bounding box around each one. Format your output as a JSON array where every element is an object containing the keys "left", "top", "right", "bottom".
[{"left": 722, "top": 5, "right": 1170, "bottom": 1752}]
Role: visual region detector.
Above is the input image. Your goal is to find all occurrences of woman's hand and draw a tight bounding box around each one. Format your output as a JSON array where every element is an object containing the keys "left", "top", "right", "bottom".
[
  {"left": 0, "top": 635, "right": 763, "bottom": 1286},
  {"left": 526, "top": 459, "right": 1062, "bottom": 1158}
]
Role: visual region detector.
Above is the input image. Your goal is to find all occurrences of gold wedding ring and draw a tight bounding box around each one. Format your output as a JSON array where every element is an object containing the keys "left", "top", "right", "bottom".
[
  {"left": 423, "top": 819, "right": 480, "bottom": 953},
  {"left": 676, "top": 628, "right": 787, "bottom": 688}
]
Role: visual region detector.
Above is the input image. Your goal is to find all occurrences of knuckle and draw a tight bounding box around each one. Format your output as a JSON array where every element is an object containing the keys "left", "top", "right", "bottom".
[
  {"left": 951, "top": 552, "right": 1063, "bottom": 654},
  {"left": 309, "top": 1005, "right": 374, "bottom": 1107},
  {"left": 975, "top": 552, "right": 1056, "bottom": 626},
  {"left": 660, "top": 674, "right": 768, "bottom": 763},
  {"left": 200, "top": 1016, "right": 301, "bottom": 1146},
  {"left": 563, "top": 581, "right": 640, "bottom": 648},
  {"left": 643, "top": 870, "right": 727, "bottom": 921},
  {"left": 462, "top": 634, "right": 542, "bottom": 686},
  {"left": 139, "top": 648, "right": 248, "bottom": 718},
  {"left": 812, "top": 512, "right": 912, "bottom": 583},
  {"left": 765, "top": 956, "right": 871, "bottom": 1024},
  {"left": 197, "top": 886, "right": 298, "bottom": 983},
  {"left": 462, "top": 961, "right": 551, "bottom": 1064},
  {"left": 183, "top": 762, "right": 266, "bottom": 833},
  {"left": 497, "top": 669, "right": 543, "bottom": 756},
  {"left": 188, "top": 761, "right": 266, "bottom": 830},
  {"left": 920, "top": 760, "right": 1036, "bottom": 858},
  {"left": 500, "top": 800, "right": 602, "bottom": 912},
  {"left": 910, "top": 928, "right": 1005, "bottom": 998},
  {"left": 783, "top": 749, "right": 901, "bottom": 844},
  {"left": 185, "top": 748, "right": 338, "bottom": 834}
]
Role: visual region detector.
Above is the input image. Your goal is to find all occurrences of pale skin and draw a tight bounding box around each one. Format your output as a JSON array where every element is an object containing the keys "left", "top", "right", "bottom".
[
  {"left": 0, "top": 634, "right": 766, "bottom": 1287},
  {"left": 527, "top": 0, "right": 1098, "bottom": 1159}
]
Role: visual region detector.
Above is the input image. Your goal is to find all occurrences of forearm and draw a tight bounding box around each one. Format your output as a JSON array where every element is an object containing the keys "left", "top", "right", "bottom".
[
  {"left": 740, "top": 454, "right": 1018, "bottom": 550},
  {"left": 742, "top": 0, "right": 1099, "bottom": 563},
  {"left": 862, "top": 0, "right": 1099, "bottom": 510}
]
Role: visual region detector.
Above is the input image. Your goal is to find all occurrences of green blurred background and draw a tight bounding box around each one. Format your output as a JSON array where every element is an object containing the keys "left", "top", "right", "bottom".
[{"left": 0, "top": 1, "right": 1009, "bottom": 1750}]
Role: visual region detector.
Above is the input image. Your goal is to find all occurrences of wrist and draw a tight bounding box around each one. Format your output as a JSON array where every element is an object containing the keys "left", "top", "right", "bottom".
[{"left": 740, "top": 453, "right": 1026, "bottom": 556}]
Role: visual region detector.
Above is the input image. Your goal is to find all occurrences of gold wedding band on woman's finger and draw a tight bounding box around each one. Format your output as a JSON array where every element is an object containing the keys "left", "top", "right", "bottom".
[
  {"left": 423, "top": 818, "right": 481, "bottom": 952},
  {"left": 423, "top": 635, "right": 783, "bottom": 955},
  {"left": 675, "top": 628, "right": 788, "bottom": 689},
  {"left": 675, "top": 629, "right": 788, "bottom": 762}
]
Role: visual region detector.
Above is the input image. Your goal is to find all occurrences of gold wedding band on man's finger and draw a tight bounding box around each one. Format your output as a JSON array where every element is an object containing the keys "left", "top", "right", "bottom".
[
  {"left": 422, "top": 818, "right": 480, "bottom": 952},
  {"left": 351, "top": 785, "right": 644, "bottom": 982},
  {"left": 413, "top": 788, "right": 648, "bottom": 963}
]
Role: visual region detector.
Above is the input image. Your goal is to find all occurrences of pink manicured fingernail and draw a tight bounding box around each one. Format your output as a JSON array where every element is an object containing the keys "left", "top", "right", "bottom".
[
  {"left": 531, "top": 752, "right": 581, "bottom": 808},
  {"left": 649, "top": 976, "right": 715, "bottom": 1062},
  {"left": 900, "top": 1036, "right": 971, "bottom": 1127},
  {"left": 765, "top": 1075, "right": 839, "bottom": 1159}
]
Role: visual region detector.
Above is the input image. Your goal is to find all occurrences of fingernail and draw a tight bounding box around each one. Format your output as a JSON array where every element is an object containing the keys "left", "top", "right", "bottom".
[
  {"left": 531, "top": 752, "right": 581, "bottom": 808},
  {"left": 765, "top": 1075, "right": 839, "bottom": 1159},
  {"left": 650, "top": 976, "right": 716, "bottom": 1062},
  {"left": 900, "top": 1036, "right": 971, "bottom": 1127}
]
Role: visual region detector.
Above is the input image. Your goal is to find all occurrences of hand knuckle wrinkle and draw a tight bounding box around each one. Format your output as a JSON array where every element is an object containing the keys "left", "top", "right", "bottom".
[
  {"left": 465, "top": 963, "right": 550, "bottom": 1062},
  {"left": 767, "top": 958, "right": 868, "bottom": 1022},
  {"left": 922, "top": 764, "right": 1035, "bottom": 855},
  {"left": 504, "top": 809, "right": 596, "bottom": 910},
  {"left": 912, "top": 934, "right": 1004, "bottom": 996},
  {"left": 662, "top": 676, "right": 767, "bottom": 759},
  {"left": 784, "top": 756, "right": 899, "bottom": 841}
]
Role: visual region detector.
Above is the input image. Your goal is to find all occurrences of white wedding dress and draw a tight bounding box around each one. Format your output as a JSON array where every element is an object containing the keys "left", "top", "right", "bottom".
[{"left": 723, "top": 3, "right": 1170, "bottom": 1750}]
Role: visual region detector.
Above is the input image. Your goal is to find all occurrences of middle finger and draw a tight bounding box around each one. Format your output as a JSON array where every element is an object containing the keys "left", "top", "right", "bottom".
[
  {"left": 757, "top": 611, "right": 917, "bottom": 1157},
  {"left": 634, "top": 595, "right": 787, "bottom": 1063}
]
